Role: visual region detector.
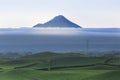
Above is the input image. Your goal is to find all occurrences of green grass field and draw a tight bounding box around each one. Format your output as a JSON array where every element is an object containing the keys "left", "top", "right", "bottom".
[{"left": 0, "top": 52, "right": 119, "bottom": 80}]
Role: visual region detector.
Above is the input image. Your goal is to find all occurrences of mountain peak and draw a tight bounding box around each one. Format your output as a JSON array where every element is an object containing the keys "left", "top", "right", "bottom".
[
  {"left": 33, "top": 15, "right": 82, "bottom": 28},
  {"left": 54, "top": 15, "right": 66, "bottom": 19}
]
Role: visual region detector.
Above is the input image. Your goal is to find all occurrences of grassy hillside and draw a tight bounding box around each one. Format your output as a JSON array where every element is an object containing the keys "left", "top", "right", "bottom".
[
  {"left": 84, "top": 70, "right": 120, "bottom": 80},
  {"left": 0, "top": 52, "right": 119, "bottom": 80},
  {"left": 0, "top": 69, "right": 119, "bottom": 80}
]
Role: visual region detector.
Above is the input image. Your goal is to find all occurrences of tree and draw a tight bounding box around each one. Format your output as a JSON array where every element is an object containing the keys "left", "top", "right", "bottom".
[{"left": 47, "top": 59, "right": 52, "bottom": 71}]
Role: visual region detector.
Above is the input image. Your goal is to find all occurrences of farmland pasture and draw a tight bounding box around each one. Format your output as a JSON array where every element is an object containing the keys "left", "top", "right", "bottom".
[{"left": 0, "top": 52, "right": 119, "bottom": 80}]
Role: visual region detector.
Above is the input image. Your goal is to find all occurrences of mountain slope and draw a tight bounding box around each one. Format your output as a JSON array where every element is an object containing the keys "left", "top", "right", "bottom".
[{"left": 33, "top": 15, "right": 81, "bottom": 28}]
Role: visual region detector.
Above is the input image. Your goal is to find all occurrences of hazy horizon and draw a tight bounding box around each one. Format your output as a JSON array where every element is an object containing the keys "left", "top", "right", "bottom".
[
  {"left": 0, "top": 0, "right": 120, "bottom": 28},
  {"left": 0, "top": 28, "right": 119, "bottom": 52}
]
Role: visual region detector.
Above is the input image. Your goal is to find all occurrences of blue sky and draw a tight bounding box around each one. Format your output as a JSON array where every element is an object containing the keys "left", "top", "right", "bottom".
[{"left": 0, "top": 0, "right": 120, "bottom": 28}]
